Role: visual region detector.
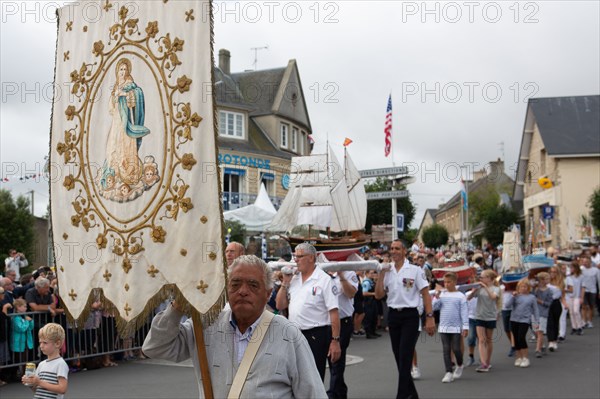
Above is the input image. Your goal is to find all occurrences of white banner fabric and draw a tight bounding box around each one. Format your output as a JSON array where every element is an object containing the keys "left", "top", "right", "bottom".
[{"left": 50, "top": 0, "right": 225, "bottom": 329}]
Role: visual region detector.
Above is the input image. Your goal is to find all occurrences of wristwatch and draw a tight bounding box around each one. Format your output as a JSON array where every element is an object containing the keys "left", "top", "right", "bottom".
[
  {"left": 426, "top": 312, "right": 434, "bottom": 318},
  {"left": 331, "top": 336, "right": 340, "bottom": 341}
]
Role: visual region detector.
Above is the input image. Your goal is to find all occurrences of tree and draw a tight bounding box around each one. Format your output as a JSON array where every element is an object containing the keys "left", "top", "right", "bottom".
[
  {"left": 422, "top": 224, "right": 449, "bottom": 250},
  {"left": 224, "top": 219, "right": 246, "bottom": 244},
  {"left": 0, "top": 189, "right": 35, "bottom": 261},
  {"left": 589, "top": 187, "right": 600, "bottom": 232},
  {"left": 482, "top": 204, "right": 519, "bottom": 246},
  {"left": 469, "top": 190, "right": 500, "bottom": 226},
  {"left": 365, "top": 177, "right": 416, "bottom": 239}
]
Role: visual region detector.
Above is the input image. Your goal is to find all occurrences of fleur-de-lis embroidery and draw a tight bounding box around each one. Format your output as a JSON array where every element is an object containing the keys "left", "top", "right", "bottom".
[{"left": 197, "top": 280, "right": 208, "bottom": 293}]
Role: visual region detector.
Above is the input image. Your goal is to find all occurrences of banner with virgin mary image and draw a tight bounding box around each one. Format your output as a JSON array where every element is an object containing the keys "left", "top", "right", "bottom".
[{"left": 50, "top": 0, "right": 225, "bottom": 332}]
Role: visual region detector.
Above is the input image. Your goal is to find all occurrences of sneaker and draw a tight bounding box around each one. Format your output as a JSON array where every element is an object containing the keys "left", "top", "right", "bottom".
[
  {"left": 558, "top": 336, "right": 565, "bottom": 342},
  {"left": 453, "top": 365, "right": 464, "bottom": 379},
  {"left": 411, "top": 366, "right": 421, "bottom": 380},
  {"left": 577, "top": 328, "right": 584, "bottom": 336},
  {"left": 571, "top": 329, "right": 577, "bottom": 335},
  {"left": 465, "top": 356, "right": 475, "bottom": 367},
  {"left": 352, "top": 330, "right": 365, "bottom": 337},
  {"left": 442, "top": 372, "right": 454, "bottom": 383},
  {"left": 520, "top": 358, "right": 530, "bottom": 368},
  {"left": 535, "top": 351, "right": 542, "bottom": 358},
  {"left": 588, "top": 322, "right": 594, "bottom": 328},
  {"left": 508, "top": 347, "right": 516, "bottom": 357},
  {"left": 514, "top": 358, "right": 523, "bottom": 367},
  {"left": 529, "top": 335, "right": 537, "bottom": 342},
  {"left": 476, "top": 364, "right": 490, "bottom": 372}
]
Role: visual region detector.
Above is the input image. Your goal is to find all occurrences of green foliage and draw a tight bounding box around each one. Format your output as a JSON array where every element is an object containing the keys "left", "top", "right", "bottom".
[
  {"left": 224, "top": 219, "right": 246, "bottom": 244},
  {"left": 422, "top": 224, "right": 449, "bottom": 249},
  {"left": 0, "top": 189, "right": 35, "bottom": 262},
  {"left": 365, "top": 177, "right": 416, "bottom": 237},
  {"left": 482, "top": 204, "right": 519, "bottom": 246},
  {"left": 589, "top": 187, "right": 600, "bottom": 232},
  {"left": 401, "top": 228, "right": 419, "bottom": 244},
  {"left": 469, "top": 189, "right": 500, "bottom": 226}
]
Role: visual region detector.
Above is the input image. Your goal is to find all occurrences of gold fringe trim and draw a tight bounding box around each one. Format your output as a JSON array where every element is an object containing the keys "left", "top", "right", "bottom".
[{"left": 59, "top": 285, "right": 226, "bottom": 339}]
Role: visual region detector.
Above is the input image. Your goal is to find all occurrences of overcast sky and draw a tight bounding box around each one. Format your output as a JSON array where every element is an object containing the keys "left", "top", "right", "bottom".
[{"left": 1, "top": 0, "right": 599, "bottom": 228}]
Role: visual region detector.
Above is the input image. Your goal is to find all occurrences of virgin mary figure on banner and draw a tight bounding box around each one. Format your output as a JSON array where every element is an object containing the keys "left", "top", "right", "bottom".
[{"left": 98, "top": 58, "right": 157, "bottom": 202}]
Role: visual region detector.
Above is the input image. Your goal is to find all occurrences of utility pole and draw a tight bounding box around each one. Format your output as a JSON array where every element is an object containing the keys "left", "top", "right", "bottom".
[
  {"left": 27, "top": 190, "right": 34, "bottom": 215},
  {"left": 251, "top": 45, "right": 268, "bottom": 70}
]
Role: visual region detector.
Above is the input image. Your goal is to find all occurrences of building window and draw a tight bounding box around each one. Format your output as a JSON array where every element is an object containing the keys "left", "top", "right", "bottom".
[
  {"left": 223, "top": 168, "right": 245, "bottom": 211},
  {"left": 291, "top": 127, "right": 298, "bottom": 152},
  {"left": 219, "top": 110, "right": 244, "bottom": 139},
  {"left": 260, "top": 171, "right": 275, "bottom": 196},
  {"left": 300, "top": 131, "right": 305, "bottom": 155},
  {"left": 280, "top": 123, "right": 289, "bottom": 149}
]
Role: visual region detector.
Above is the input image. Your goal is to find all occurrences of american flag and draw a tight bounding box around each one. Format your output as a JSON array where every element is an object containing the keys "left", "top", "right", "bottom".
[
  {"left": 460, "top": 179, "right": 468, "bottom": 211},
  {"left": 384, "top": 94, "right": 392, "bottom": 157}
]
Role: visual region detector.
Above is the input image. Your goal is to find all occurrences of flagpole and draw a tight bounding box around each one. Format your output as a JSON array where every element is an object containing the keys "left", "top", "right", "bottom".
[
  {"left": 465, "top": 179, "right": 470, "bottom": 248},
  {"left": 391, "top": 91, "right": 395, "bottom": 167}
]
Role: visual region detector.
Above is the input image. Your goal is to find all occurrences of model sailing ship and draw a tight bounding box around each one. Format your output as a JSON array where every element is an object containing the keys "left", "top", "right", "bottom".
[{"left": 269, "top": 146, "right": 368, "bottom": 261}]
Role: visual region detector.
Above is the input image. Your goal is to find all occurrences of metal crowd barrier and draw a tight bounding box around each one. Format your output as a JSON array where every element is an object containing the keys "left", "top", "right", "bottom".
[{"left": 1, "top": 310, "right": 153, "bottom": 369}]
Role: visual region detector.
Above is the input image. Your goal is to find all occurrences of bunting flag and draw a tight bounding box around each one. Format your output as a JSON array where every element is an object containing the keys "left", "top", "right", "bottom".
[
  {"left": 384, "top": 94, "right": 392, "bottom": 157},
  {"left": 460, "top": 179, "right": 468, "bottom": 211},
  {"left": 0, "top": 173, "right": 44, "bottom": 183},
  {"left": 50, "top": 0, "right": 225, "bottom": 334},
  {"left": 343, "top": 137, "right": 353, "bottom": 147}
]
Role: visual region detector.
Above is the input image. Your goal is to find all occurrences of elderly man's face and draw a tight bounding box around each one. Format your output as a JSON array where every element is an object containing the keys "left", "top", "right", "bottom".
[
  {"left": 227, "top": 263, "right": 271, "bottom": 323},
  {"left": 225, "top": 243, "right": 244, "bottom": 266},
  {"left": 293, "top": 249, "right": 315, "bottom": 274},
  {"left": 37, "top": 285, "right": 50, "bottom": 296}
]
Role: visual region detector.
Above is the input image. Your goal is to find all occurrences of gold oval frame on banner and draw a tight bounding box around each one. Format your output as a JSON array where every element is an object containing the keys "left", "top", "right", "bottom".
[{"left": 55, "top": 6, "right": 203, "bottom": 274}]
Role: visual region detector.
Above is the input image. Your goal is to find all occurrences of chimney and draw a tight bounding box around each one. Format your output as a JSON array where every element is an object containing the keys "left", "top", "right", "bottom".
[
  {"left": 219, "top": 49, "right": 231, "bottom": 75},
  {"left": 489, "top": 158, "right": 505, "bottom": 179}
]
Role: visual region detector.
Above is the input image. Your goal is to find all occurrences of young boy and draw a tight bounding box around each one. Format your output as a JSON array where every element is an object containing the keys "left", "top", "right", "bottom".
[
  {"left": 432, "top": 272, "right": 469, "bottom": 383},
  {"left": 22, "top": 323, "right": 68, "bottom": 398}
]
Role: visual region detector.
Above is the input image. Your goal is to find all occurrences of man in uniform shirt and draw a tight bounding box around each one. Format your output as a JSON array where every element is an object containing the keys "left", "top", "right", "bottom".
[
  {"left": 328, "top": 269, "right": 358, "bottom": 399},
  {"left": 375, "top": 240, "right": 435, "bottom": 399},
  {"left": 276, "top": 243, "right": 342, "bottom": 381}
]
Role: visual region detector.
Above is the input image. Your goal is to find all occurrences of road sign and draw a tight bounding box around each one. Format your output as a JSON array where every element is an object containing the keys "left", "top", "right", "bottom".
[
  {"left": 396, "top": 214, "right": 405, "bottom": 232},
  {"left": 542, "top": 205, "right": 554, "bottom": 219},
  {"left": 366, "top": 190, "right": 409, "bottom": 200},
  {"left": 360, "top": 166, "right": 409, "bottom": 178}
]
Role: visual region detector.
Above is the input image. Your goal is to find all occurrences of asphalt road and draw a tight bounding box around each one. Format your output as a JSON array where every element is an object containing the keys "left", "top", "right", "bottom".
[{"left": 2, "top": 319, "right": 599, "bottom": 398}]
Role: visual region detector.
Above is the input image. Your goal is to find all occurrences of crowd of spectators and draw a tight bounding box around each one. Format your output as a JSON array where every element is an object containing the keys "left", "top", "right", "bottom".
[{"left": 0, "top": 249, "right": 147, "bottom": 387}]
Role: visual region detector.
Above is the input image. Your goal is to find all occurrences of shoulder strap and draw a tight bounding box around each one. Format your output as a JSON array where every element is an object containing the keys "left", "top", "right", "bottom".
[{"left": 227, "top": 310, "right": 275, "bottom": 399}]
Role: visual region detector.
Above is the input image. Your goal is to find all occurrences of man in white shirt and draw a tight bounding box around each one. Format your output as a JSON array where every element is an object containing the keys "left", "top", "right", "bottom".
[
  {"left": 375, "top": 240, "right": 435, "bottom": 399},
  {"left": 4, "top": 249, "right": 28, "bottom": 281},
  {"left": 581, "top": 255, "right": 600, "bottom": 328},
  {"left": 328, "top": 270, "right": 358, "bottom": 399},
  {"left": 591, "top": 245, "right": 600, "bottom": 267},
  {"left": 276, "top": 243, "right": 342, "bottom": 382}
]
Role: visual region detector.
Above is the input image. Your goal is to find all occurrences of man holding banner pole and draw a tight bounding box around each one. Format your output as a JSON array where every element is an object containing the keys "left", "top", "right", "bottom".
[{"left": 143, "top": 255, "right": 326, "bottom": 398}]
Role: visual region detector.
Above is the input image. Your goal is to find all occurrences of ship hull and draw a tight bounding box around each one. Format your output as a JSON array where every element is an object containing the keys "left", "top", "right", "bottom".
[
  {"left": 285, "top": 236, "right": 368, "bottom": 261},
  {"left": 432, "top": 263, "right": 476, "bottom": 285}
]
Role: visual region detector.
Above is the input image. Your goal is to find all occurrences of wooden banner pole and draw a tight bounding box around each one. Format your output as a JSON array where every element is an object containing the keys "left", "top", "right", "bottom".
[{"left": 192, "top": 313, "right": 214, "bottom": 399}]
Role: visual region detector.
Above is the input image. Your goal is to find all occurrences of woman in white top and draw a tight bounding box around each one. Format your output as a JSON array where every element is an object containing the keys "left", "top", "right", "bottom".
[{"left": 566, "top": 261, "right": 585, "bottom": 335}]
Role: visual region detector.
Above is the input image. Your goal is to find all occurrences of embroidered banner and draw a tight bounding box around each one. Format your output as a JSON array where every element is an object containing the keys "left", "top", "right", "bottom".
[{"left": 50, "top": 0, "right": 225, "bottom": 332}]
